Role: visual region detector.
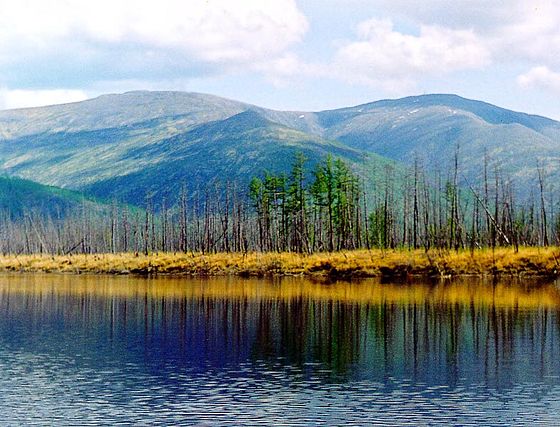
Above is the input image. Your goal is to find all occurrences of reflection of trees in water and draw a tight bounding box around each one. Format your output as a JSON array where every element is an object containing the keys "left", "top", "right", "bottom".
[
  {"left": 184, "top": 296, "right": 559, "bottom": 386},
  {"left": 0, "top": 279, "right": 558, "bottom": 386},
  {"left": 170, "top": 294, "right": 560, "bottom": 385}
]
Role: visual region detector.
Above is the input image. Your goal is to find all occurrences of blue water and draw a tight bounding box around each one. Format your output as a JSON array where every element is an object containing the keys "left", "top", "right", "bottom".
[{"left": 0, "top": 274, "right": 559, "bottom": 425}]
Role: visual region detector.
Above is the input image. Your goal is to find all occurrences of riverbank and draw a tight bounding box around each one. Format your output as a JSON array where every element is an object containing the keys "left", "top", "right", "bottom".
[{"left": 0, "top": 247, "right": 559, "bottom": 278}]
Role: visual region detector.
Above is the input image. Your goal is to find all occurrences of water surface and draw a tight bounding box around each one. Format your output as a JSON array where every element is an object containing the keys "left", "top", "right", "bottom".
[{"left": 0, "top": 274, "right": 559, "bottom": 425}]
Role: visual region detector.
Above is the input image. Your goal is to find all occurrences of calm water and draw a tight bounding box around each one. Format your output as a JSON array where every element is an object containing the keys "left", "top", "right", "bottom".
[{"left": 0, "top": 274, "right": 559, "bottom": 425}]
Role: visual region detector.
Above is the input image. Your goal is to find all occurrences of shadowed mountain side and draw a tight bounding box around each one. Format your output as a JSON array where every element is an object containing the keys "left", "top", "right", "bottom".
[{"left": 81, "top": 111, "right": 390, "bottom": 205}]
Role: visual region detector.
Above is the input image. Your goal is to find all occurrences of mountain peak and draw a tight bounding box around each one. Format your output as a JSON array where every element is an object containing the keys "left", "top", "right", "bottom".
[
  {"left": 318, "top": 93, "right": 557, "bottom": 131},
  {"left": 224, "top": 109, "right": 274, "bottom": 128}
]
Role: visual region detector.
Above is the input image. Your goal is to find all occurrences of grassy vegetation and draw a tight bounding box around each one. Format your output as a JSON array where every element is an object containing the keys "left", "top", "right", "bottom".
[{"left": 0, "top": 247, "right": 559, "bottom": 278}]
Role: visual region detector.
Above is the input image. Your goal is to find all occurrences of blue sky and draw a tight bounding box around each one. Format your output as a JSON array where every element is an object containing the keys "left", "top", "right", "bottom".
[{"left": 0, "top": 0, "right": 559, "bottom": 119}]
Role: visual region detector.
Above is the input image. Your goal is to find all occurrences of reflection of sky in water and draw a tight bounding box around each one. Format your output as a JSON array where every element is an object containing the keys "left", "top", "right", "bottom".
[{"left": 0, "top": 274, "right": 558, "bottom": 425}]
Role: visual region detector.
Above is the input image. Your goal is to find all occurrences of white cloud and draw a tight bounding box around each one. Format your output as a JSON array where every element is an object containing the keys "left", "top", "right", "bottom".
[
  {"left": 494, "top": 2, "right": 560, "bottom": 66},
  {"left": 0, "top": 0, "right": 557, "bottom": 106},
  {"left": 364, "top": 0, "right": 521, "bottom": 31},
  {"left": 0, "top": 0, "right": 308, "bottom": 66},
  {"left": 311, "top": 1, "right": 560, "bottom": 92},
  {"left": 252, "top": 53, "right": 329, "bottom": 87},
  {"left": 518, "top": 66, "right": 560, "bottom": 93},
  {"left": 0, "top": 89, "right": 89, "bottom": 110},
  {"left": 333, "top": 19, "right": 490, "bottom": 91},
  {"left": 365, "top": 1, "right": 560, "bottom": 67}
]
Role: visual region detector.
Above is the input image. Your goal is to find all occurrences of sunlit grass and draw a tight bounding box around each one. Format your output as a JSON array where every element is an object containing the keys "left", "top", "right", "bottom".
[{"left": 0, "top": 247, "right": 559, "bottom": 277}]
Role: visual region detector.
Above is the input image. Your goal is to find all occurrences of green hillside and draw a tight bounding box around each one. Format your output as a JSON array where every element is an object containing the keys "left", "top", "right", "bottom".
[
  {"left": 0, "top": 94, "right": 397, "bottom": 206},
  {"left": 81, "top": 110, "right": 393, "bottom": 205},
  {"left": 0, "top": 176, "right": 100, "bottom": 219}
]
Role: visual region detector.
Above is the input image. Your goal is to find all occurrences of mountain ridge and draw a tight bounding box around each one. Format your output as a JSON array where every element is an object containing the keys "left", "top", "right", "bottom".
[{"left": 0, "top": 90, "right": 558, "bottom": 205}]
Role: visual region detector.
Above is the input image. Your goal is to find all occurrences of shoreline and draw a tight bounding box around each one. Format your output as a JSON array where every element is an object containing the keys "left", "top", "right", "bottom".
[{"left": 0, "top": 248, "right": 559, "bottom": 278}]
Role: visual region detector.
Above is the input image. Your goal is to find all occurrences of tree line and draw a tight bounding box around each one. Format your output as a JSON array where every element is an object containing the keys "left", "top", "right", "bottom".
[{"left": 0, "top": 150, "right": 558, "bottom": 255}]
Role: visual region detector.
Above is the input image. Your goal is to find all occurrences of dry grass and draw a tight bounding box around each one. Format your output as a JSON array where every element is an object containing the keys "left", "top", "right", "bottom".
[{"left": 0, "top": 247, "right": 559, "bottom": 277}]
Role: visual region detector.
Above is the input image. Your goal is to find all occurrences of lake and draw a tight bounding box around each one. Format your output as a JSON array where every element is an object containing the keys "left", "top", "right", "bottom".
[{"left": 0, "top": 274, "right": 559, "bottom": 425}]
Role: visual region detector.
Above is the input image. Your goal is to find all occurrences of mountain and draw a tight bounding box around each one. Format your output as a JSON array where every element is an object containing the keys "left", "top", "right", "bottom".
[
  {"left": 0, "top": 91, "right": 249, "bottom": 138},
  {"left": 0, "top": 92, "right": 392, "bottom": 205},
  {"left": 0, "top": 91, "right": 250, "bottom": 192},
  {"left": 0, "top": 91, "right": 558, "bottom": 206},
  {"left": 82, "top": 110, "right": 395, "bottom": 205},
  {"left": 314, "top": 94, "right": 560, "bottom": 192}
]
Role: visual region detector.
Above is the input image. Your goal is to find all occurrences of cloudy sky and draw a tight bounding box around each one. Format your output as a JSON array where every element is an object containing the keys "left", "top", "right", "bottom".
[{"left": 0, "top": 0, "right": 559, "bottom": 118}]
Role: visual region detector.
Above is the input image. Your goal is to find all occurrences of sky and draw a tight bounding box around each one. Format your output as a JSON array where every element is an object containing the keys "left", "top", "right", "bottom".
[{"left": 0, "top": 0, "right": 560, "bottom": 119}]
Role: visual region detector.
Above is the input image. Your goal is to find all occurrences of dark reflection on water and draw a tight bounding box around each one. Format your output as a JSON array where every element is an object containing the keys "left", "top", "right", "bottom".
[{"left": 0, "top": 274, "right": 559, "bottom": 425}]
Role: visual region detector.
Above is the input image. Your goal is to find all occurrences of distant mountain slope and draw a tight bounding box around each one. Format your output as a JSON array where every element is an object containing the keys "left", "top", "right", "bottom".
[
  {"left": 0, "top": 91, "right": 559, "bottom": 205},
  {"left": 0, "top": 92, "right": 395, "bottom": 206},
  {"left": 315, "top": 94, "right": 560, "bottom": 190},
  {"left": 0, "top": 91, "right": 248, "bottom": 138},
  {"left": 81, "top": 110, "right": 389, "bottom": 205},
  {"left": 318, "top": 94, "right": 558, "bottom": 131}
]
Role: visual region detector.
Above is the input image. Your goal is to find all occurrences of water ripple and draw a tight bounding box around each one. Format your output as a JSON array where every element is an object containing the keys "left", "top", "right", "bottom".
[{"left": 0, "top": 275, "right": 558, "bottom": 425}]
